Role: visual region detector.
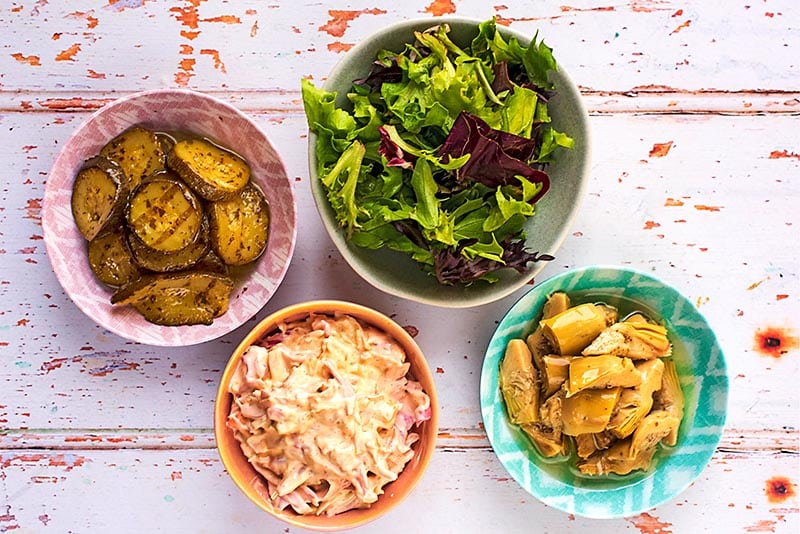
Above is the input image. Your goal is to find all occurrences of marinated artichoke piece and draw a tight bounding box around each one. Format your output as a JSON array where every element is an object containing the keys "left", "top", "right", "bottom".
[
  {"left": 539, "top": 303, "right": 609, "bottom": 356},
  {"left": 499, "top": 339, "right": 540, "bottom": 425},
  {"left": 542, "top": 291, "right": 571, "bottom": 320},
  {"left": 167, "top": 137, "right": 250, "bottom": 201},
  {"left": 71, "top": 156, "right": 129, "bottom": 241},
  {"left": 539, "top": 389, "right": 564, "bottom": 432},
  {"left": 566, "top": 355, "right": 642, "bottom": 397},
  {"left": 111, "top": 271, "right": 234, "bottom": 326},
  {"left": 629, "top": 411, "right": 681, "bottom": 459},
  {"left": 125, "top": 173, "right": 204, "bottom": 253},
  {"left": 607, "top": 358, "right": 665, "bottom": 439},
  {"left": 652, "top": 359, "right": 684, "bottom": 446},
  {"left": 577, "top": 438, "right": 657, "bottom": 476},
  {"left": 561, "top": 387, "right": 621, "bottom": 436},
  {"left": 87, "top": 227, "right": 141, "bottom": 287},
  {"left": 525, "top": 327, "right": 552, "bottom": 372},
  {"left": 541, "top": 355, "right": 572, "bottom": 397},
  {"left": 99, "top": 125, "right": 166, "bottom": 190},
  {"left": 521, "top": 423, "right": 567, "bottom": 458},
  {"left": 574, "top": 431, "right": 616, "bottom": 459},
  {"left": 582, "top": 321, "right": 672, "bottom": 360}
]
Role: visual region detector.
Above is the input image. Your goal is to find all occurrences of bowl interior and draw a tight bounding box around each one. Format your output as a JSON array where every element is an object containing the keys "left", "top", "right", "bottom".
[
  {"left": 214, "top": 300, "right": 439, "bottom": 531},
  {"left": 480, "top": 266, "right": 728, "bottom": 518},
  {"left": 309, "top": 17, "right": 590, "bottom": 308},
  {"left": 42, "top": 89, "right": 297, "bottom": 346}
]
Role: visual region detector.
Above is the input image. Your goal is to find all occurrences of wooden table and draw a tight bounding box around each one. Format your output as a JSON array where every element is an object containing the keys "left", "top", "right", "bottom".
[{"left": 2, "top": 1, "right": 798, "bottom": 532}]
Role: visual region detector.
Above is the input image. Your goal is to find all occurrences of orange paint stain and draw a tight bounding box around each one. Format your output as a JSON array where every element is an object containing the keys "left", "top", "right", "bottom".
[
  {"left": 670, "top": 20, "right": 692, "bottom": 34},
  {"left": 40, "top": 97, "right": 111, "bottom": 111},
  {"left": 744, "top": 519, "right": 778, "bottom": 532},
  {"left": 776, "top": 294, "right": 789, "bottom": 301},
  {"left": 67, "top": 11, "right": 99, "bottom": 29},
  {"left": 649, "top": 141, "right": 673, "bottom": 157},
  {"left": 202, "top": 15, "right": 241, "bottom": 24},
  {"left": 320, "top": 9, "right": 386, "bottom": 38},
  {"left": 171, "top": 471, "right": 183, "bottom": 480},
  {"left": 643, "top": 220, "right": 661, "bottom": 230},
  {"left": 436, "top": 367, "right": 445, "bottom": 374},
  {"left": 328, "top": 41, "right": 354, "bottom": 53},
  {"left": 180, "top": 30, "right": 200, "bottom": 40},
  {"left": 626, "top": 511, "right": 673, "bottom": 534},
  {"left": 425, "top": 0, "right": 457, "bottom": 16},
  {"left": 179, "top": 435, "right": 195, "bottom": 442},
  {"left": 179, "top": 44, "right": 193, "bottom": 55},
  {"left": 766, "top": 477, "right": 795, "bottom": 503},
  {"left": 672, "top": 9, "right": 683, "bottom": 17},
  {"left": 11, "top": 53, "right": 41, "bottom": 66},
  {"left": 694, "top": 204, "right": 722, "bottom": 212},
  {"left": 754, "top": 326, "right": 799, "bottom": 358},
  {"left": 87, "top": 69, "right": 106, "bottom": 79},
  {"left": 560, "top": 5, "right": 616, "bottom": 12},
  {"left": 664, "top": 197, "right": 684, "bottom": 207},
  {"left": 200, "top": 49, "right": 226, "bottom": 72},
  {"left": 55, "top": 43, "right": 82, "bottom": 62},
  {"left": 769, "top": 149, "right": 800, "bottom": 160},
  {"left": 170, "top": 4, "right": 200, "bottom": 30},
  {"left": 24, "top": 198, "right": 42, "bottom": 223}
]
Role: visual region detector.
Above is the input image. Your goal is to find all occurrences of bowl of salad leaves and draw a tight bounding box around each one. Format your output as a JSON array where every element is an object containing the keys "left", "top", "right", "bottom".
[{"left": 302, "top": 17, "right": 589, "bottom": 307}]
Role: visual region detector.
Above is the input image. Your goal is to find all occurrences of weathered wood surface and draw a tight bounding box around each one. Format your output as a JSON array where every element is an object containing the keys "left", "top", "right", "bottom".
[{"left": 1, "top": 1, "right": 798, "bottom": 533}]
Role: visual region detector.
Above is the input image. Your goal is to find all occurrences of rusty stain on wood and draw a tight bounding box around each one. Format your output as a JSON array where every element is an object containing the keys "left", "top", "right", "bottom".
[{"left": 320, "top": 9, "right": 387, "bottom": 38}]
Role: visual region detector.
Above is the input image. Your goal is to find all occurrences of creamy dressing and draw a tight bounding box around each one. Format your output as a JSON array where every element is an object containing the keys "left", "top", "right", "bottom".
[{"left": 227, "top": 313, "right": 431, "bottom": 516}]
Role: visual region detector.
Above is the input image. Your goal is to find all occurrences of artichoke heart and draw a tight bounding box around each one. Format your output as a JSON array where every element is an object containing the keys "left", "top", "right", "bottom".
[
  {"left": 566, "top": 355, "right": 642, "bottom": 397},
  {"left": 561, "top": 387, "right": 621, "bottom": 436},
  {"left": 499, "top": 339, "right": 540, "bottom": 425},
  {"left": 521, "top": 423, "right": 567, "bottom": 458},
  {"left": 629, "top": 411, "right": 681, "bottom": 458},
  {"left": 525, "top": 327, "right": 551, "bottom": 371},
  {"left": 652, "top": 359, "right": 685, "bottom": 446},
  {"left": 574, "top": 431, "right": 617, "bottom": 459},
  {"left": 582, "top": 321, "right": 672, "bottom": 360},
  {"left": 577, "top": 438, "right": 657, "bottom": 476},
  {"left": 607, "top": 358, "right": 665, "bottom": 439},
  {"left": 542, "top": 291, "right": 571, "bottom": 320},
  {"left": 540, "top": 303, "right": 609, "bottom": 356},
  {"left": 541, "top": 355, "right": 572, "bottom": 397}
]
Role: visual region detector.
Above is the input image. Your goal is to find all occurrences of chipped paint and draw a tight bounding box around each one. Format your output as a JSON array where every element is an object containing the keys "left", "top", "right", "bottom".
[
  {"left": 769, "top": 149, "right": 800, "bottom": 160},
  {"left": 754, "top": 326, "right": 799, "bottom": 358},
  {"left": 670, "top": 20, "right": 692, "bottom": 35},
  {"left": 694, "top": 204, "right": 722, "bottom": 212},
  {"left": 320, "top": 9, "right": 386, "bottom": 38},
  {"left": 649, "top": 142, "right": 673, "bottom": 157},
  {"left": 664, "top": 198, "right": 684, "bottom": 206},
  {"left": 11, "top": 53, "right": 41, "bottom": 66},
  {"left": 425, "top": 0, "right": 457, "bottom": 16},
  {"left": 55, "top": 43, "right": 82, "bottom": 62},
  {"left": 200, "top": 49, "right": 226, "bottom": 72},
  {"left": 627, "top": 512, "right": 673, "bottom": 534}
]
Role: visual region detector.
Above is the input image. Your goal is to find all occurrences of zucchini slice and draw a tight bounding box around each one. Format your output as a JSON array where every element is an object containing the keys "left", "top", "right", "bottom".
[
  {"left": 100, "top": 125, "right": 166, "bottom": 189},
  {"left": 128, "top": 217, "right": 210, "bottom": 273},
  {"left": 111, "top": 271, "right": 235, "bottom": 326},
  {"left": 71, "top": 156, "right": 129, "bottom": 241},
  {"left": 167, "top": 138, "right": 250, "bottom": 201},
  {"left": 87, "top": 227, "right": 141, "bottom": 287},
  {"left": 208, "top": 183, "right": 270, "bottom": 265},
  {"left": 125, "top": 173, "right": 204, "bottom": 253}
]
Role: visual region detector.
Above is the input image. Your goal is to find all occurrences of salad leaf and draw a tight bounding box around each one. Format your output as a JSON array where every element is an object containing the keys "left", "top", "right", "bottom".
[{"left": 302, "top": 18, "right": 572, "bottom": 285}]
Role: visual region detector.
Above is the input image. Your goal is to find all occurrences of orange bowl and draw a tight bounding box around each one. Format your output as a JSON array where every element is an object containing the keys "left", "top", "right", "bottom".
[{"left": 214, "top": 300, "right": 439, "bottom": 531}]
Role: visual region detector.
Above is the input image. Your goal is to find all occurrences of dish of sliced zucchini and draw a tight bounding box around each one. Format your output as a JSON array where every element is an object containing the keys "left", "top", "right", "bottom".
[{"left": 71, "top": 125, "right": 270, "bottom": 326}]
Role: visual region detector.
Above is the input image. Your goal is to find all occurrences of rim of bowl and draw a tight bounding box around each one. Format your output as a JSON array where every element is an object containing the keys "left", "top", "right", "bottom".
[
  {"left": 480, "top": 265, "right": 729, "bottom": 518},
  {"left": 307, "top": 16, "right": 592, "bottom": 308},
  {"left": 214, "top": 300, "right": 439, "bottom": 531},
  {"left": 42, "top": 88, "right": 297, "bottom": 346}
]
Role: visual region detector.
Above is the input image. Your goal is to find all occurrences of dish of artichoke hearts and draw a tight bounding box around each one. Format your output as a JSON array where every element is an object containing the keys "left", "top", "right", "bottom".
[
  {"left": 499, "top": 291, "right": 684, "bottom": 476},
  {"left": 70, "top": 125, "right": 270, "bottom": 327}
]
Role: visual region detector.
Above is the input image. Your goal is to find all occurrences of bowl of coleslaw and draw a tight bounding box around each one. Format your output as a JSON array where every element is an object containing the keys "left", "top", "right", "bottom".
[{"left": 214, "top": 300, "right": 439, "bottom": 531}]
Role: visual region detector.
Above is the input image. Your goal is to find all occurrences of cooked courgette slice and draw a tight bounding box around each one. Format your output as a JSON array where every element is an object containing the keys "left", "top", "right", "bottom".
[
  {"left": 111, "top": 271, "right": 235, "bottom": 326},
  {"left": 87, "top": 227, "right": 141, "bottom": 287},
  {"left": 208, "top": 183, "right": 270, "bottom": 266},
  {"left": 128, "top": 217, "right": 210, "bottom": 273},
  {"left": 167, "top": 138, "right": 250, "bottom": 201},
  {"left": 71, "top": 156, "right": 129, "bottom": 241},
  {"left": 125, "top": 173, "right": 204, "bottom": 253},
  {"left": 99, "top": 126, "right": 166, "bottom": 189}
]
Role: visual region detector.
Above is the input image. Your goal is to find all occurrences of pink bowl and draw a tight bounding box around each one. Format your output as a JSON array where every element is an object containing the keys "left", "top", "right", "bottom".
[{"left": 42, "top": 89, "right": 297, "bottom": 346}]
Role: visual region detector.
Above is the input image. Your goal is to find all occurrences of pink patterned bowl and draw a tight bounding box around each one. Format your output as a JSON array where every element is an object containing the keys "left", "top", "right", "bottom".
[{"left": 42, "top": 89, "right": 297, "bottom": 346}]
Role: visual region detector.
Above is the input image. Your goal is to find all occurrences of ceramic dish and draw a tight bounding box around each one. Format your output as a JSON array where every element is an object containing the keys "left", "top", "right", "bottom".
[
  {"left": 308, "top": 17, "right": 590, "bottom": 308},
  {"left": 480, "top": 266, "right": 728, "bottom": 518},
  {"left": 214, "top": 300, "right": 439, "bottom": 531},
  {"left": 42, "top": 89, "right": 296, "bottom": 346}
]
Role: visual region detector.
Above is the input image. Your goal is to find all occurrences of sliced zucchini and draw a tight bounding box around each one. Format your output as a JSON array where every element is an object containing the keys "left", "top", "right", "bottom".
[
  {"left": 99, "top": 125, "right": 166, "bottom": 189},
  {"left": 167, "top": 138, "right": 250, "bottom": 201},
  {"left": 87, "top": 227, "right": 141, "bottom": 287},
  {"left": 128, "top": 217, "right": 210, "bottom": 273},
  {"left": 125, "top": 173, "right": 204, "bottom": 253},
  {"left": 111, "top": 271, "right": 235, "bottom": 326},
  {"left": 208, "top": 183, "right": 270, "bottom": 265},
  {"left": 71, "top": 156, "right": 129, "bottom": 241}
]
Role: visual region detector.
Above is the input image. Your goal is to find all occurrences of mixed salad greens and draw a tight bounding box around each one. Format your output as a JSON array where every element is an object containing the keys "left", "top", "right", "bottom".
[{"left": 302, "top": 18, "right": 574, "bottom": 285}]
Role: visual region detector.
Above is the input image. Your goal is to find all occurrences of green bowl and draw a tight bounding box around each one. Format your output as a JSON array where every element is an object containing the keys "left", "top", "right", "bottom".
[
  {"left": 307, "top": 17, "right": 590, "bottom": 307},
  {"left": 480, "top": 266, "right": 729, "bottom": 518}
]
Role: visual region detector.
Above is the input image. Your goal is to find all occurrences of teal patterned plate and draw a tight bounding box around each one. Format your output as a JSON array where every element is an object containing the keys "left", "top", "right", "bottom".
[{"left": 480, "top": 266, "right": 728, "bottom": 518}]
